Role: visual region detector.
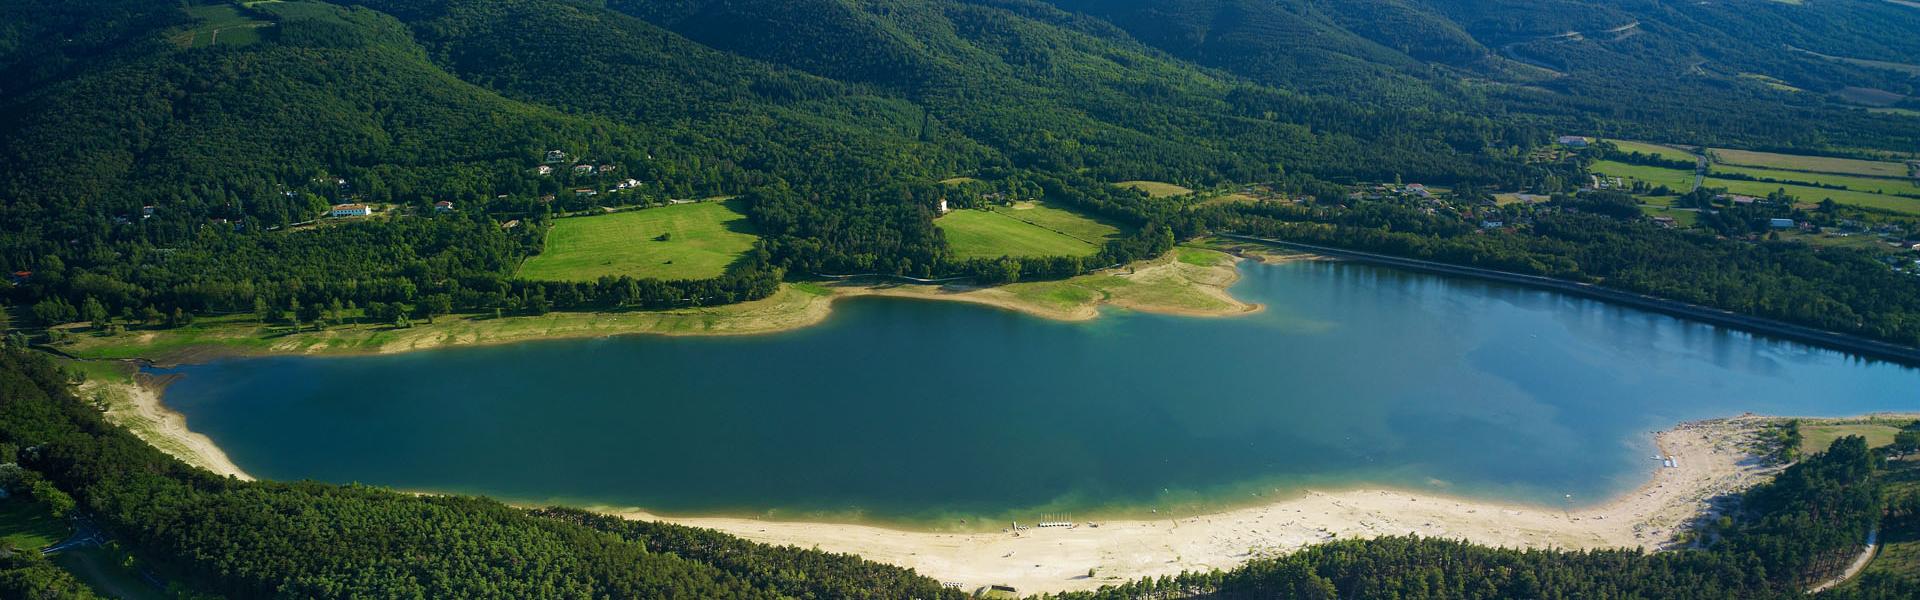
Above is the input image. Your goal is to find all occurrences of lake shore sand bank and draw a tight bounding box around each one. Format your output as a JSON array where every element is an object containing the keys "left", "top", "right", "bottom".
[
  {"left": 592, "top": 417, "right": 1781, "bottom": 594},
  {"left": 50, "top": 245, "right": 1261, "bottom": 366}
]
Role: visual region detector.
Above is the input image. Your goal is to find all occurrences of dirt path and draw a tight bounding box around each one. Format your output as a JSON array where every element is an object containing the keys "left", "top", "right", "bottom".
[{"left": 1808, "top": 527, "right": 1880, "bottom": 594}]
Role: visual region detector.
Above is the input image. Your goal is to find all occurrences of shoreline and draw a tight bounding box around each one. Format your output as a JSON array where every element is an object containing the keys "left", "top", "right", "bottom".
[
  {"left": 52, "top": 245, "right": 1262, "bottom": 367},
  {"left": 589, "top": 416, "right": 1784, "bottom": 593},
  {"left": 81, "top": 372, "right": 254, "bottom": 480},
  {"left": 103, "top": 380, "right": 1798, "bottom": 595}
]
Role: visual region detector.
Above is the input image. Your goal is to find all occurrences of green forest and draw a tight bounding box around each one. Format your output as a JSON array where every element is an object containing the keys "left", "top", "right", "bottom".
[{"left": 5, "top": 0, "right": 1920, "bottom": 596}]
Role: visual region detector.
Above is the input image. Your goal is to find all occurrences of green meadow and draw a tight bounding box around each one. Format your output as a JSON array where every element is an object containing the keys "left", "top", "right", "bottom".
[
  {"left": 937, "top": 202, "right": 1122, "bottom": 259},
  {"left": 1116, "top": 181, "right": 1193, "bottom": 198},
  {"left": 518, "top": 200, "right": 759, "bottom": 282},
  {"left": 1589, "top": 160, "right": 1696, "bottom": 190}
]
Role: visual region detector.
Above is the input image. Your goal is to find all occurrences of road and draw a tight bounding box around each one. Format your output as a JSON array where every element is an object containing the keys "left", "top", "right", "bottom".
[{"left": 1808, "top": 527, "right": 1879, "bottom": 593}]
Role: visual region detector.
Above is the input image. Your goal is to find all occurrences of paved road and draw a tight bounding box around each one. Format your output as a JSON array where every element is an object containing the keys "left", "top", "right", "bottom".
[{"left": 42, "top": 517, "right": 104, "bottom": 555}]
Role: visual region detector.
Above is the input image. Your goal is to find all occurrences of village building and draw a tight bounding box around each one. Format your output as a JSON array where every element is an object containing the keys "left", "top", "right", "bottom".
[
  {"left": 141, "top": 205, "right": 156, "bottom": 218},
  {"left": 937, "top": 198, "right": 950, "bottom": 214},
  {"left": 616, "top": 178, "right": 643, "bottom": 190},
  {"left": 1768, "top": 218, "right": 1795, "bottom": 229},
  {"left": 1652, "top": 216, "right": 1676, "bottom": 227},
  {"left": 544, "top": 150, "right": 567, "bottom": 163},
  {"left": 535, "top": 165, "right": 553, "bottom": 176},
  {"left": 434, "top": 200, "right": 455, "bottom": 212},
  {"left": 598, "top": 165, "right": 618, "bottom": 174},
  {"left": 572, "top": 164, "right": 595, "bottom": 175},
  {"left": 1557, "top": 135, "right": 1592, "bottom": 147},
  {"left": 331, "top": 203, "right": 373, "bottom": 217},
  {"left": 573, "top": 188, "right": 596, "bottom": 196}
]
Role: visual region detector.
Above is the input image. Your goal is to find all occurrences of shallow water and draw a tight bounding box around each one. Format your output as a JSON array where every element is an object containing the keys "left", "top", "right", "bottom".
[{"left": 155, "top": 261, "right": 1919, "bottom": 526}]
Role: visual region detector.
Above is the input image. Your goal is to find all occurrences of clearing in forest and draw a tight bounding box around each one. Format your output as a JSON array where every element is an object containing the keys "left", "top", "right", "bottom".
[
  {"left": 519, "top": 200, "right": 759, "bottom": 282},
  {"left": 938, "top": 202, "right": 1124, "bottom": 260},
  {"left": 1117, "top": 181, "right": 1194, "bottom": 198},
  {"left": 176, "top": 3, "right": 273, "bottom": 48}
]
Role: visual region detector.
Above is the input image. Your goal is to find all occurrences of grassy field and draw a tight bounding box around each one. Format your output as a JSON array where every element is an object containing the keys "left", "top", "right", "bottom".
[
  {"left": 177, "top": 3, "right": 272, "bottom": 48},
  {"left": 1799, "top": 420, "right": 1909, "bottom": 456},
  {"left": 1704, "top": 177, "right": 1920, "bottom": 215},
  {"left": 519, "top": 200, "right": 758, "bottom": 282},
  {"left": 937, "top": 203, "right": 1119, "bottom": 260},
  {"left": 1608, "top": 140, "right": 1700, "bottom": 163},
  {"left": 52, "top": 543, "right": 167, "bottom": 600},
  {"left": 1709, "top": 164, "right": 1920, "bottom": 195},
  {"left": 0, "top": 497, "right": 69, "bottom": 551},
  {"left": 1116, "top": 181, "right": 1193, "bottom": 198},
  {"left": 1711, "top": 148, "right": 1912, "bottom": 178},
  {"left": 1590, "top": 160, "right": 1696, "bottom": 190},
  {"left": 1638, "top": 204, "right": 1700, "bottom": 227}
]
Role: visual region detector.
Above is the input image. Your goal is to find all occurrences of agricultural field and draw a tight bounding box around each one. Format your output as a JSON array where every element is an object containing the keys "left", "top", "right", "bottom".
[
  {"left": 1710, "top": 148, "right": 1912, "bottom": 178},
  {"left": 937, "top": 202, "right": 1121, "bottom": 260},
  {"left": 518, "top": 200, "right": 759, "bottom": 282},
  {"left": 1709, "top": 164, "right": 1920, "bottom": 196},
  {"left": 1117, "top": 181, "right": 1193, "bottom": 198},
  {"left": 1704, "top": 177, "right": 1920, "bottom": 215},
  {"left": 176, "top": 3, "right": 273, "bottom": 48},
  {"left": 1589, "top": 160, "right": 1696, "bottom": 191},
  {"left": 1608, "top": 140, "right": 1700, "bottom": 163}
]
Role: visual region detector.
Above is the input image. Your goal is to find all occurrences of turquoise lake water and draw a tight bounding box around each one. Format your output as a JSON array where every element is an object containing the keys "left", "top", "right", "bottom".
[{"left": 154, "top": 261, "right": 1919, "bottom": 526}]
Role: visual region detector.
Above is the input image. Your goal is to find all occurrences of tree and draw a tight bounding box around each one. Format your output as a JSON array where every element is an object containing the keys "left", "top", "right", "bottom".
[
  {"left": 419, "top": 294, "right": 453, "bottom": 323},
  {"left": 31, "top": 298, "right": 76, "bottom": 325},
  {"left": 81, "top": 297, "right": 109, "bottom": 331},
  {"left": 29, "top": 480, "right": 74, "bottom": 518}
]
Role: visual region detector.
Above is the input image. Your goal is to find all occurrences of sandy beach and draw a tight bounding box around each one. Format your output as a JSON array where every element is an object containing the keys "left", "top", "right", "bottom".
[
  {"left": 84, "top": 374, "right": 254, "bottom": 481},
  {"left": 594, "top": 417, "right": 1777, "bottom": 594}
]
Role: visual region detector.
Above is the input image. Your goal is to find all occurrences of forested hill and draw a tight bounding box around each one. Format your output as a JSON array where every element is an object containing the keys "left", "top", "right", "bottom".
[{"left": 2, "top": 0, "right": 1919, "bottom": 341}]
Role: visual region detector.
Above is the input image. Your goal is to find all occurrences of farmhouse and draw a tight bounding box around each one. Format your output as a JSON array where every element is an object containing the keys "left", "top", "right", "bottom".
[
  {"left": 434, "top": 200, "right": 455, "bottom": 212},
  {"left": 330, "top": 203, "right": 372, "bottom": 217}
]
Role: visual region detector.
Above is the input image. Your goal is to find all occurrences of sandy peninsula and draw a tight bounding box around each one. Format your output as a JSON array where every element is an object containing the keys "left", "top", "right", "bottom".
[
  {"left": 82, "top": 374, "right": 253, "bottom": 480},
  {"left": 52, "top": 245, "right": 1261, "bottom": 366}
]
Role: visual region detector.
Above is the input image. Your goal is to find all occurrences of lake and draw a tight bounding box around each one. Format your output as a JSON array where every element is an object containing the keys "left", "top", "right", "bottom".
[{"left": 154, "top": 261, "right": 1919, "bottom": 527}]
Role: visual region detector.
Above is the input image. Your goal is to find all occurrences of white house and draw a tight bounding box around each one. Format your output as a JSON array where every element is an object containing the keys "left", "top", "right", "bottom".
[
  {"left": 535, "top": 165, "right": 553, "bottom": 176},
  {"left": 331, "top": 203, "right": 372, "bottom": 217},
  {"left": 937, "top": 198, "right": 950, "bottom": 214}
]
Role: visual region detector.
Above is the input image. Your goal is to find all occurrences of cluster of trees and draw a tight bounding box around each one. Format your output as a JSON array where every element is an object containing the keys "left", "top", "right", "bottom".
[
  {"left": 1044, "top": 435, "right": 1915, "bottom": 599},
  {"left": 0, "top": 349, "right": 967, "bottom": 598}
]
